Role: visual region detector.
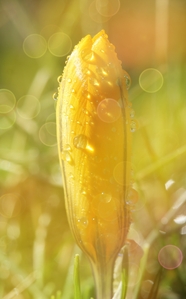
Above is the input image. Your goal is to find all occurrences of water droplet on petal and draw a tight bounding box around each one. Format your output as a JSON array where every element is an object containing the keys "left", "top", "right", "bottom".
[
  {"left": 126, "top": 188, "right": 139, "bottom": 205},
  {"left": 127, "top": 101, "right": 132, "bottom": 108},
  {"left": 90, "top": 78, "right": 100, "bottom": 87},
  {"left": 73, "top": 134, "right": 94, "bottom": 153},
  {"left": 130, "top": 121, "right": 137, "bottom": 132},
  {"left": 107, "top": 62, "right": 113, "bottom": 68},
  {"left": 74, "top": 134, "right": 88, "bottom": 149},
  {"left": 97, "top": 192, "right": 112, "bottom": 203},
  {"left": 97, "top": 67, "right": 108, "bottom": 77},
  {"left": 57, "top": 75, "right": 62, "bottom": 83},
  {"left": 53, "top": 92, "right": 58, "bottom": 101},
  {"left": 60, "top": 150, "right": 73, "bottom": 164},
  {"left": 69, "top": 172, "right": 74, "bottom": 179},
  {"left": 130, "top": 109, "right": 135, "bottom": 118},
  {"left": 124, "top": 74, "right": 131, "bottom": 90},
  {"left": 77, "top": 217, "right": 88, "bottom": 227},
  {"left": 68, "top": 78, "right": 72, "bottom": 83},
  {"left": 64, "top": 144, "right": 72, "bottom": 151},
  {"left": 85, "top": 68, "right": 91, "bottom": 75},
  {"left": 81, "top": 50, "right": 95, "bottom": 63}
]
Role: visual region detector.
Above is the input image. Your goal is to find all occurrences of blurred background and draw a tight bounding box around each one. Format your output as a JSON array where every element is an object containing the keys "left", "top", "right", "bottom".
[{"left": 0, "top": 0, "right": 186, "bottom": 298}]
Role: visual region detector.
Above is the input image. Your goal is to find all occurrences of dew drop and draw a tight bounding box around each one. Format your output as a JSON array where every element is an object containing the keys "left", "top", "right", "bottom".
[
  {"left": 107, "top": 81, "right": 113, "bottom": 86},
  {"left": 130, "top": 109, "right": 135, "bottom": 118},
  {"left": 100, "top": 49, "right": 105, "bottom": 53},
  {"left": 124, "top": 74, "right": 131, "bottom": 90},
  {"left": 107, "top": 62, "right": 113, "bottom": 68},
  {"left": 102, "top": 68, "right": 108, "bottom": 76},
  {"left": 57, "top": 75, "right": 62, "bottom": 83},
  {"left": 127, "top": 101, "right": 132, "bottom": 108},
  {"left": 90, "top": 78, "right": 100, "bottom": 87},
  {"left": 68, "top": 78, "right": 72, "bottom": 83},
  {"left": 77, "top": 217, "right": 88, "bottom": 227},
  {"left": 82, "top": 90, "right": 92, "bottom": 100},
  {"left": 71, "top": 89, "right": 75, "bottom": 93},
  {"left": 69, "top": 173, "right": 74, "bottom": 179},
  {"left": 82, "top": 108, "right": 89, "bottom": 115},
  {"left": 130, "top": 121, "right": 137, "bottom": 132},
  {"left": 70, "top": 105, "right": 74, "bottom": 109},
  {"left": 53, "top": 92, "right": 58, "bottom": 101},
  {"left": 85, "top": 68, "right": 91, "bottom": 75},
  {"left": 64, "top": 144, "right": 72, "bottom": 151},
  {"left": 82, "top": 190, "right": 87, "bottom": 195},
  {"left": 97, "top": 192, "right": 112, "bottom": 203},
  {"left": 73, "top": 135, "right": 94, "bottom": 153},
  {"left": 74, "top": 134, "right": 88, "bottom": 149},
  {"left": 60, "top": 150, "right": 73, "bottom": 164},
  {"left": 81, "top": 50, "right": 95, "bottom": 63},
  {"left": 126, "top": 188, "right": 139, "bottom": 205}
]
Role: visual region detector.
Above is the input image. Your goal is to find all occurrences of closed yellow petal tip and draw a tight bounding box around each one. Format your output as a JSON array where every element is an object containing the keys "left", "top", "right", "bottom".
[{"left": 92, "top": 29, "right": 107, "bottom": 41}]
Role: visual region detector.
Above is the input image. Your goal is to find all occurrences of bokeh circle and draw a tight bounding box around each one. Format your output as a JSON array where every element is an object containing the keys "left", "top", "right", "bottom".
[
  {"left": 0, "top": 89, "right": 16, "bottom": 113},
  {"left": 158, "top": 245, "right": 183, "bottom": 270},
  {"left": 48, "top": 32, "right": 72, "bottom": 57},
  {"left": 97, "top": 98, "right": 121, "bottom": 123},
  {"left": 139, "top": 68, "right": 163, "bottom": 93},
  {"left": 23, "top": 34, "right": 47, "bottom": 58}
]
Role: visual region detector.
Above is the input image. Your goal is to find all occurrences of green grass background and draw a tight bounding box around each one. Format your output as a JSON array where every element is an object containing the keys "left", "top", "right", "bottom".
[{"left": 0, "top": 0, "right": 186, "bottom": 298}]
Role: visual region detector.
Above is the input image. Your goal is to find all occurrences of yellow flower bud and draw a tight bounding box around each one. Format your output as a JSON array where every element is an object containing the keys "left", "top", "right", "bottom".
[{"left": 56, "top": 30, "right": 133, "bottom": 299}]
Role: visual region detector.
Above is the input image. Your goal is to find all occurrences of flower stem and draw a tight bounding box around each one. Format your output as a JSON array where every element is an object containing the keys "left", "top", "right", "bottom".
[{"left": 91, "top": 260, "right": 114, "bottom": 299}]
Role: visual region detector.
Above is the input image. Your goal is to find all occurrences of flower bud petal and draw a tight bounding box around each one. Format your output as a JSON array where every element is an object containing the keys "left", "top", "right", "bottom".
[{"left": 56, "top": 30, "right": 134, "bottom": 298}]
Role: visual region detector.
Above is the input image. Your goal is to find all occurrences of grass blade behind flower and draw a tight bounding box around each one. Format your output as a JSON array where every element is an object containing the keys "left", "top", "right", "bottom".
[
  {"left": 133, "top": 244, "right": 149, "bottom": 299},
  {"left": 120, "top": 246, "right": 129, "bottom": 299},
  {"left": 146, "top": 267, "right": 162, "bottom": 299},
  {"left": 74, "top": 254, "right": 82, "bottom": 299}
]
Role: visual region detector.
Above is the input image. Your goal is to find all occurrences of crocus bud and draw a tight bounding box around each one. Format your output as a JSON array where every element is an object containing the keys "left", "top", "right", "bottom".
[{"left": 56, "top": 30, "right": 134, "bottom": 299}]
